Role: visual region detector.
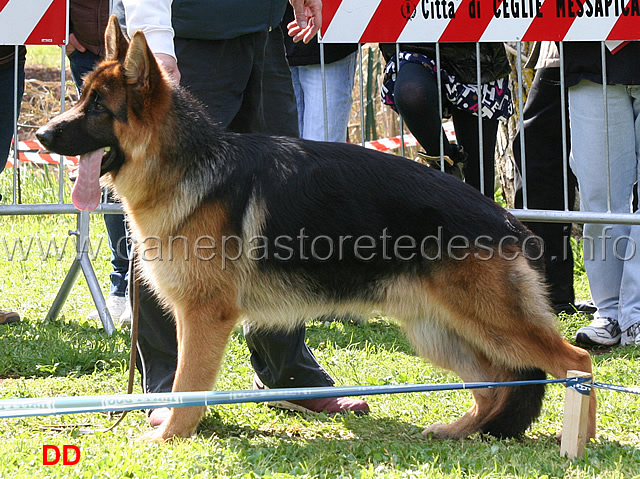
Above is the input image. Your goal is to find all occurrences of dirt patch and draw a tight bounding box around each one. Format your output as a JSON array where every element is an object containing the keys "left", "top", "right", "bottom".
[
  {"left": 25, "top": 66, "right": 64, "bottom": 83},
  {"left": 19, "top": 66, "right": 77, "bottom": 141}
]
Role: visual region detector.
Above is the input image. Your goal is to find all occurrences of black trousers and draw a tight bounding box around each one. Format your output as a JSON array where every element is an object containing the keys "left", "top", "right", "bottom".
[
  {"left": 513, "top": 67, "right": 576, "bottom": 307},
  {"left": 134, "top": 28, "right": 333, "bottom": 394}
]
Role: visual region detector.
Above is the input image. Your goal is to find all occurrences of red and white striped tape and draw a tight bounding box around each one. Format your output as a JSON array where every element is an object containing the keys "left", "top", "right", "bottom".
[
  {"left": 364, "top": 121, "right": 455, "bottom": 152},
  {"left": 0, "top": 0, "right": 67, "bottom": 45},
  {"left": 5, "top": 140, "right": 78, "bottom": 168},
  {"left": 6, "top": 124, "right": 455, "bottom": 166},
  {"left": 365, "top": 134, "right": 419, "bottom": 151},
  {"left": 7, "top": 136, "right": 411, "bottom": 164},
  {"left": 321, "top": 0, "right": 640, "bottom": 43}
]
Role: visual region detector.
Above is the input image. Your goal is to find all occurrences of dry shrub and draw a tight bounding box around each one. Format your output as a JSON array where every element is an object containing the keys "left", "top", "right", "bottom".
[{"left": 18, "top": 68, "right": 78, "bottom": 141}]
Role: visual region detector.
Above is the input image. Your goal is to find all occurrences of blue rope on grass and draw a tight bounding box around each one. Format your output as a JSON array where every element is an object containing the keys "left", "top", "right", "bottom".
[
  {"left": 0, "top": 377, "right": 590, "bottom": 419},
  {"left": 592, "top": 382, "right": 640, "bottom": 395}
]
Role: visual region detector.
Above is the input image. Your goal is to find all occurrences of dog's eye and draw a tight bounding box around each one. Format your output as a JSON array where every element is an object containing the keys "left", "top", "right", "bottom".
[{"left": 91, "top": 93, "right": 107, "bottom": 112}]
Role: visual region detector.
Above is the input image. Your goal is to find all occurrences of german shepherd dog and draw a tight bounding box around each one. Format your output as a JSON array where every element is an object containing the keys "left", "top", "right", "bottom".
[{"left": 37, "top": 17, "right": 596, "bottom": 442}]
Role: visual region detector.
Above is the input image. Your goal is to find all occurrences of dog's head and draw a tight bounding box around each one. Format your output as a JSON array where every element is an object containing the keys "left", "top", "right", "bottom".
[{"left": 36, "top": 15, "right": 170, "bottom": 210}]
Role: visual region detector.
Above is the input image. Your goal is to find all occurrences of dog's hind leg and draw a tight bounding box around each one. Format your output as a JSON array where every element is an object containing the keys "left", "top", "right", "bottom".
[
  {"left": 403, "top": 316, "right": 510, "bottom": 440},
  {"left": 468, "top": 323, "right": 596, "bottom": 440},
  {"left": 141, "top": 298, "right": 239, "bottom": 442},
  {"left": 456, "top": 259, "right": 598, "bottom": 440},
  {"left": 418, "top": 256, "right": 596, "bottom": 440},
  {"left": 509, "top": 330, "right": 597, "bottom": 440}
]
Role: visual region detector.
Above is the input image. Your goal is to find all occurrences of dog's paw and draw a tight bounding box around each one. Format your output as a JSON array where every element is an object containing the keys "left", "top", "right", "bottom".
[
  {"left": 422, "top": 424, "right": 466, "bottom": 440},
  {"left": 137, "top": 430, "right": 168, "bottom": 443},
  {"left": 137, "top": 420, "right": 198, "bottom": 443},
  {"left": 137, "top": 425, "right": 176, "bottom": 443}
]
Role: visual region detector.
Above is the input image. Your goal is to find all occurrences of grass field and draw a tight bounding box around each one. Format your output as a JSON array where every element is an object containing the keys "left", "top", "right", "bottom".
[
  {"left": 1, "top": 166, "right": 640, "bottom": 478},
  {"left": 25, "top": 45, "right": 64, "bottom": 70}
]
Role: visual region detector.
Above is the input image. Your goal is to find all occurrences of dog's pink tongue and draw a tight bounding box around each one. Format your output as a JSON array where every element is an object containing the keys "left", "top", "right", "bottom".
[{"left": 72, "top": 148, "right": 104, "bottom": 211}]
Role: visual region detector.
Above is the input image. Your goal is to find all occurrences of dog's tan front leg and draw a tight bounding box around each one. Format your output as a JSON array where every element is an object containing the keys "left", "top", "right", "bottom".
[{"left": 141, "top": 300, "right": 238, "bottom": 442}]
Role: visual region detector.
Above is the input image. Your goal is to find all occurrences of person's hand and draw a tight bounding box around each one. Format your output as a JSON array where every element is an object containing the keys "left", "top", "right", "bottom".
[
  {"left": 155, "top": 53, "right": 181, "bottom": 84},
  {"left": 66, "top": 33, "right": 86, "bottom": 56},
  {"left": 287, "top": 0, "right": 322, "bottom": 44}
]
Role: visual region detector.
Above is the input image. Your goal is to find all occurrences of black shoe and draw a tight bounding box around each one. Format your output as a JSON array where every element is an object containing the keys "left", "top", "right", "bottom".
[
  {"left": 553, "top": 300, "right": 597, "bottom": 315},
  {"left": 553, "top": 303, "right": 578, "bottom": 315},
  {"left": 315, "top": 313, "right": 364, "bottom": 325},
  {"left": 416, "top": 145, "right": 467, "bottom": 181},
  {"left": 0, "top": 309, "right": 20, "bottom": 325},
  {"left": 574, "top": 300, "right": 597, "bottom": 314}
]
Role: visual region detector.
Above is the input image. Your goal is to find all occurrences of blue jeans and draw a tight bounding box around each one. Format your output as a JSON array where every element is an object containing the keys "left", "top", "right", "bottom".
[
  {"left": 569, "top": 80, "right": 640, "bottom": 331},
  {"left": 290, "top": 51, "right": 357, "bottom": 142},
  {"left": 0, "top": 57, "right": 25, "bottom": 173},
  {"left": 69, "top": 49, "right": 129, "bottom": 297},
  {"left": 68, "top": 49, "right": 100, "bottom": 92}
]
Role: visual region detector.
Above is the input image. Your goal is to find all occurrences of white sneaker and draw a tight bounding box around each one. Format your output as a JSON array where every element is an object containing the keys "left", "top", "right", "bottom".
[
  {"left": 576, "top": 316, "right": 621, "bottom": 346},
  {"left": 87, "top": 295, "right": 127, "bottom": 324},
  {"left": 621, "top": 322, "right": 640, "bottom": 346},
  {"left": 118, "top": 301, "right": 132, "bottom": 328}
]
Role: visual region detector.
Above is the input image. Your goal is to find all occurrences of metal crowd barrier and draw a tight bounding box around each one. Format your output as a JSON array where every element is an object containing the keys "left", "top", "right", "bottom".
[
  {"left": 1, "top": 44, "right": 119, "bottom": 335},
  {"left": 1, "top": 40, "right": 637, "bottom": 334}
]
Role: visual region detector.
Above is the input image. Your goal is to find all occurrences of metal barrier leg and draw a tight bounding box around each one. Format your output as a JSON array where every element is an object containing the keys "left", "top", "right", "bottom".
[
  {"left": 45, "top": 211, "right": 115, "bottom": 336},
  {"left": 45, "top": 250, "right": 81, "bottom": 321}
]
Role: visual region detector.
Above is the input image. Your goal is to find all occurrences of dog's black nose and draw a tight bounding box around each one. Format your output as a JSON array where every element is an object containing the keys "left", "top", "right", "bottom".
[{"left": 35, "top": 126, "right": 53, "bottom": 148}]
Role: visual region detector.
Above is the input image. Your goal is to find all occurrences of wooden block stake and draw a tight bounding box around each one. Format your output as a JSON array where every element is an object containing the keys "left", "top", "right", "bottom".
[{"left": 560, "top": 370, "right": 592, "bottom": 459}]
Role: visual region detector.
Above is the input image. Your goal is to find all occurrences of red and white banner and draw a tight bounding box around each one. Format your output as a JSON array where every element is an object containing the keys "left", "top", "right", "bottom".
[
  {"left": 0, "top": 0, "right": 67, "bottom": 45},
  {"left": 321, "top": 0, "right": 640, "bottom": 43}
]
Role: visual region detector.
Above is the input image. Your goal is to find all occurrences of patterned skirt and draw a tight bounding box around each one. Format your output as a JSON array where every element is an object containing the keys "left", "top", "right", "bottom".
[{"left": 381, "top": 51, "right": 514, "bottom": 122}]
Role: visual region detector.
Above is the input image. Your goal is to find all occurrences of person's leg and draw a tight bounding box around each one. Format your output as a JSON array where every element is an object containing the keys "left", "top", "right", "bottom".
[
  {"left": 289, "top": 66, "right": 306, "bottom": 136},
  {"left": 513, "top": 67, "right": 576, "bottom": 310},
  {"left": 570, "top": 80, "right": 637, "bottom": 345},
  {"left": 134, "top": 36, "right": 258, "bottom": 401},
  {"left": 288, "top": 53, "right": 363, "bottom": 325},
  {"left": 138, "top": 32, "right": 367, "bottom": 415},
  {"left": 134, "top": 281, "right": 178, "bottom": 395},
  {"left": 392, "top": 61, "right": 470, "bottom": 182},
  {"left": 230, "top": 28, "right": 299, "bottom": 137},
  {"left": 243, "top": 324, "right": 333, "bottom": 388},
  {"left": 294, "top": 51, "right": 357, "bottom": 142},
  {"left": 85, "top": 205, "right": 129, "bottom": 323},
  {"left": 0, "top": 53, "right": 25, "bottom": 322},
  {"left": 104, "top": 191, "right": 129, "bottom": 299},
  {"left": 450, "top": 107, "right": 498, "bottom": 198},
  {"left": 68, "top": 50, "right": 100, "bottom": 94},
  {"left": 174, "top": 31, "right": 297, "bottom": 137},
  {"left": 237, "top": 30, "right": 367, "bottom": 408},
  {"left": 135, "top": 35, "right": 258, "bottom": 399},
  {"left": 0, "top": 32, "right": 18, "bottom": 263},
  {"left": 619, "top": 85, "right": 640, "bottom": 344},
  {"left": 0, "top": 54, "right": 25, "bottom": 173},
  {"left": 177, "top": 31, "right": 326, "bottom": 389},
  {"left": 393, "top": 61, "right": 454, "bottom": 158}
]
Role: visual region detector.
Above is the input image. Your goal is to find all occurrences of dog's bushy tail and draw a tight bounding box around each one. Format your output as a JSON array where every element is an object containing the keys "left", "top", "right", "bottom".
[{"left": 480, "top": 367, "right": 547, "bottom": 438}]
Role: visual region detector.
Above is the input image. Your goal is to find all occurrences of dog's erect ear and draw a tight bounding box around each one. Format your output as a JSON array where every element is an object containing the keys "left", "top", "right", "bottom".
[
  {"left": 124, "top": 31, "right": 163, "bottom": 92},
  {"left": 104, "top": 14, "right": 129, "bottom": 62}
]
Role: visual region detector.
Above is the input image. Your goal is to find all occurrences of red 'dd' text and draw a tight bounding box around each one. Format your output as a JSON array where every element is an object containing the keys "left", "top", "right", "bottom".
[{"left": 42, "top": 445, "right": 81, "bottom": 465}]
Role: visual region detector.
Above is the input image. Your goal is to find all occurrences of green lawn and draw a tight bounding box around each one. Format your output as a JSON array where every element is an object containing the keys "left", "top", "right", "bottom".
[
  {"left": 25, "top": 45, "right": 64, "bottom": 69},
  {"left": 1, "top": 168, "right": 639, "bottom": 478}
]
